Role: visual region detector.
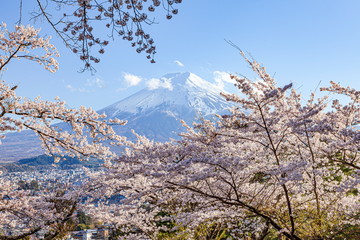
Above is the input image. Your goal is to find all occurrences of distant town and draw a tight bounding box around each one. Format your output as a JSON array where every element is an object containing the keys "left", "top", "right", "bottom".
[{"left": 0, "top": 157, "right": 115, "bottom": 240}]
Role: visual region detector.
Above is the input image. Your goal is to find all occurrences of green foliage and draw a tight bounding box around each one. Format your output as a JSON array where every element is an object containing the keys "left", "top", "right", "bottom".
[
  {"left": 155, "top": 211, "right": 176, "bottom": 232},
  {"left": 17, "top": 154, "right": 103, "bottom": 168},
  {"left": 1, "top": 163, "right": 36, "bottom": 172},
  {"left": 77, "top": 211, "right": 93, "bottom": 226},
  {"left": 346, "top": 188, "right": 359, "bottom": 196},
  {"left": 250, "top": 172, "right": 271, "bottom": 183},
  {"left": 76, "top": 224, "right": 87, "bottom": 231},
  {"left": 193, "top": 222, "right": 230, "bottom": 240},
  {"left": 331, "top": 224, "right": 360, "bottom": 240},
  {"left": 18, "top": 180, "right": 40, "bottom": 190},
  {"left": 1, "top": 155, "right": 104, "bottom": 173}
]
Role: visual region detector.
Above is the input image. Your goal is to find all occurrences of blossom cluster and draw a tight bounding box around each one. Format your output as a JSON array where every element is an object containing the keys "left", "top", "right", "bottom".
[
  {"left": 85, "top": 52, "right": 360, "bottom": 239},
  {"left": 0, "top": 178, "right": 79, "bottom": 240},
  {"left": 34, "top": 0, "right": 183, "bottom": 70},
  {"left": 0, "top": 23, "right": 59, "bottom": 73}
]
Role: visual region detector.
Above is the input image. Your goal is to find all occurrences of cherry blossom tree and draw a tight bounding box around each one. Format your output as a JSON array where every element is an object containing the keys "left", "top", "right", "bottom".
[
  {"left": 0, "top": 23, "right": 128, "bottom": 160},
  {"left": 0, "top": 23, "right": 127, "bottom": 239},
  {"left": 0, "top": 178, "right": 79, "bottom": 240},
  {"left": 23, "top": 0, "right": 183, "bottom": 70},
  {"left": 87, "top": 52, "right": 360, "bottom": 239}
]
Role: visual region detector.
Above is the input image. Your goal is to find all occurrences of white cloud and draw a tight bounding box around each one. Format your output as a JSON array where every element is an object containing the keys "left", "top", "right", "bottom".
[
  {"left": 213, "top": 71, "right": 233, "bottom": 90},
  {"left": 123, "top": 73, "right": 142, "bottom": 86},
  {"left": 146, "top": 78, "right": 173, "bottom": 90},
  {"left": 66, "top": 84, "right": 85, "bottom": 92},
  {"left": 66, "top": 78, "right": 105, "bottom": 93},
  {"left": 66, "top": 84, "right": 75, "bottom": 92},
  {"left": 66, "top": 84, "right": 86, "bottom": 92},
  {"left": 174, "top": 60, "right": 185, "bottom": 67},
  {"left": 86, "top": 78, "right": 105, "bottom": 88},
  {"left": 115, "top": 87, "right": 127, "bottom": 92}
]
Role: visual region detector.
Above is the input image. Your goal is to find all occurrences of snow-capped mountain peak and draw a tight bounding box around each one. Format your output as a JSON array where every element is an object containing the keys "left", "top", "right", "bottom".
[
  {"left": 97, "top": 72, "right": 233, "bottom": 141},
  {"left": 161, "top": 72, "right": 222, "bottom": 93},
  {"left": 101, "top": 72, "right": 229, "bottom": 117}
]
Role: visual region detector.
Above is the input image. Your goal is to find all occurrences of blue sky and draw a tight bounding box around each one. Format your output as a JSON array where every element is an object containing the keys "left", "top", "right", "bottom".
[{"left": 1, "top": 0, "right": 360, "bottom": 110}]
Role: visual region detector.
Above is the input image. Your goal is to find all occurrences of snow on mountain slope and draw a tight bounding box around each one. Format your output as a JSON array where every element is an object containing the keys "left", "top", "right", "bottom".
[
  {"left": 98, "top": 72, "right": 233, "bottom": 141},
  {"left": 101, "top": 72, "right": 230, "bottom": 117},
  {"left": 0, "top": 72, "right": 233, "bottom": 162}
]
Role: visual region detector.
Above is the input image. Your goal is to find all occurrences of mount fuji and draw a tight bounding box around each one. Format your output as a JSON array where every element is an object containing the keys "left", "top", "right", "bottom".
[
  {"left": 0, "top": 72, "right": 233, "bottom": 162},
  {"left": 99, "top": 72, "right": 232, "bottom": 141}
]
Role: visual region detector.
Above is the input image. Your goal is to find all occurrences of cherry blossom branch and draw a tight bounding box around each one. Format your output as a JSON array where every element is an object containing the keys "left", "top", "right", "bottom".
[{"left": 167, "top": 181, "right": 302, "bottom": 240}]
